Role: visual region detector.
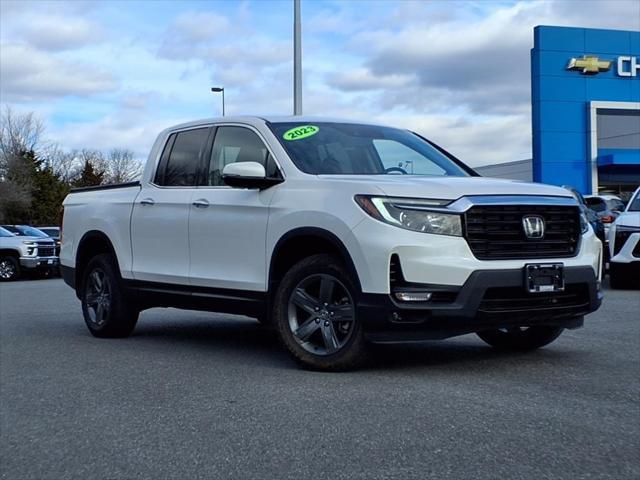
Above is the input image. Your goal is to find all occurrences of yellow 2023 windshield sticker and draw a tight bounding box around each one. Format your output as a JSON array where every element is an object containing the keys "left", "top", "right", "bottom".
[{"left": 283, "top": 125, "right": 319, "bottom": 141}]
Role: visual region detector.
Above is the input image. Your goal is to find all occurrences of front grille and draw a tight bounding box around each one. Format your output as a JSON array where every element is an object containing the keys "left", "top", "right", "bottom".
[
  {"left": 464, "top": 205, "right": 580, "bottom": 260},
  {"left": 634, "top": 241, "right": 640, "bottom": 258},
  {"left": 37, "top": 244, "right": 55, "bottom": 257},
  {"left": 479, "top": 284, "right": 590, "bottom": 313}
]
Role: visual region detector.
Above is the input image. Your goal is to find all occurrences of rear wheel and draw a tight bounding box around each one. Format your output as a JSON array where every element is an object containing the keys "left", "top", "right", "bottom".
[
  {"left": 273, "top": 254, "right": 366, "bottom": 371},
  {"left": 477, "top": 325, "right": 564, "bottom": 351},
  {"left": 0, "top": 255, "right": 20, "bottom": 281},
  {"left": 81, "top": 254, "right": 139, "bottom": 338}
]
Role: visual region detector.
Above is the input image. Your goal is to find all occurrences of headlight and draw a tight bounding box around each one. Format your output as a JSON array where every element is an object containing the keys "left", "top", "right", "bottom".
[
  {"left": 355, "top": 195, "right": 462, "bottom": 236},
  {"left": 22, "top": 241, "right": 38, "bottom": 246},
  {"left": 579, "top": 212, "right": 590, "bottom": 234}
]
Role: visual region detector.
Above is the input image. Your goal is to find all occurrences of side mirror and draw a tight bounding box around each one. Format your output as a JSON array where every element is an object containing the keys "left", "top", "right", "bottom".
[{"left": 222, "top": 162, "right": 282, "bottom": 189}]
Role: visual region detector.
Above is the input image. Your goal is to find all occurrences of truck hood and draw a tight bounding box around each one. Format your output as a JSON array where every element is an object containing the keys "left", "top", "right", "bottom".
[
  {"left": 0, "top": 235, "right": 51, "bottom": 245},
  {"left": 318, "top": 175, "right": 574, "bottom": 200},
  {"left": 20, "top": 235, "right": 54, "bottom": 243},
  {"left": 615, "top": 211, "right": 640, "bottom": 228}
]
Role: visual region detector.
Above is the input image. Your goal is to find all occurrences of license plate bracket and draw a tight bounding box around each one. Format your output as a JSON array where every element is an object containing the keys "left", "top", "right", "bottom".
[{"left": 525, "top": 263, "right": 564, "bottom": 293}]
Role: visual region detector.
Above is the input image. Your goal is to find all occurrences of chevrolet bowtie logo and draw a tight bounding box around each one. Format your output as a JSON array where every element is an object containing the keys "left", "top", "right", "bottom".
[{"left": 567, "top": 55, "right": 612, "bottom": 75}]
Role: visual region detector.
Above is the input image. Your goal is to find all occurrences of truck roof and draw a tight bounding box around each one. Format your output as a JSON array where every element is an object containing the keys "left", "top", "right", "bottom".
[{"left": 162, "top": 115, "right": 394, "bottom": 132}]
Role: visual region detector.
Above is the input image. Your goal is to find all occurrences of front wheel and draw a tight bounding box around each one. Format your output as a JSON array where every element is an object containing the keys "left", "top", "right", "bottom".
[
  {"left": 273, "top": 254, "right": 367, "bottom": 371},
  {"left": 81, "top": 254, "right": 139, "bottom": 338},
  {"left": 0, "top": 256, "right": 20, "bottom": 281},
  {"left": 477, "top": 325, "right": 564, "bottom": 351}
]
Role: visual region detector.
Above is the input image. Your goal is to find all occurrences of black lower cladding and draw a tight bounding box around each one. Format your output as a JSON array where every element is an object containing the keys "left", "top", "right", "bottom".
[
  {"left": 358, "top": 266, "right": 602, "bottom": 342},
  {"left": 60, "top": 265, "right": 268, "bottom": 318},
  {"left": 61, "top": 264, "right": 75, "bottom": 289}
]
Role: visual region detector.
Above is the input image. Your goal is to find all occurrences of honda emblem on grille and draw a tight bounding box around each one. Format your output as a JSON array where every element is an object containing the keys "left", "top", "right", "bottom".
[{"left": 522, "top": 215, "right": 545, "bottom": 239}]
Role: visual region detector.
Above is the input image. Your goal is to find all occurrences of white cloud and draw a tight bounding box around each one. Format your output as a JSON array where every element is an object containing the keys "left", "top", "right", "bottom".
[
  {"left": 49, "top": 113, "right": 183, "bottom": 159},
  {"left": 20, "top": 14, "right": 104, "bottom": 51},
  {"left": 157, "top": 10, "right": 231, "bottom": 60},
  {"left": 327, "top": 68, "right": 415, "bottom": 92},
  {"left": 171, "top": 11, "right": 230, "bottom": 42},
  {"left": 0, "top": 43, "right": 117, "bottom": 101}
]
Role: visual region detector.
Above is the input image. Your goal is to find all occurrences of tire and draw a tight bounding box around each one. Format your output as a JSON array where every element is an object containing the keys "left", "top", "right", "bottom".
[
  {"left": 0, "top": 255, "right": 20, "bottom": 281},
  {"left": 80, "top": 253, "right": 139, "bottom": 338},
  {"left": 477, "top": 325, "right": 564, "bottom": 351},
  {"left": 273, "top": 254, "right": 367, "bottom": 371}
]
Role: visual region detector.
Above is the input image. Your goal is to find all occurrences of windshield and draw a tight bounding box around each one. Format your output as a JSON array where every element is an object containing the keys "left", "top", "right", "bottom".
[
  {"left": 585, "top": 198, "right": 607, "bottom": 212},
  {"left": 0, "top": 227, "right": 15, "bottom": 237},
  {"left": 605, "top": 199, "right": 624, "bottom": 211},
  {"left": 4, "top": 225, "right": 49, "bottom": 238},
  {"left": 39, "top": 228, "right": 59, "bottom": 237},
  {"left": 268, "top": 122, "right": 471, "bottom": 176},
  {"left": 628, "top": 192, "right": 640, "bottom": 212}
]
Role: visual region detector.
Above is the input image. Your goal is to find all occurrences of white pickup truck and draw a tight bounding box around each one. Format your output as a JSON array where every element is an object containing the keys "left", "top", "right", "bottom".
[{"left": 60, "top": 116, "right": 603, "bottom": 370}]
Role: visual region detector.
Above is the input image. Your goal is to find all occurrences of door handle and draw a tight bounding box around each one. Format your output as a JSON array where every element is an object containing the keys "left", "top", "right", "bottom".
[
  {"left": 140, "top": 198, "right": 155, "bottom": 206},
  {"left": 192, "top": 199, "right": 210, "bottom": 208}
]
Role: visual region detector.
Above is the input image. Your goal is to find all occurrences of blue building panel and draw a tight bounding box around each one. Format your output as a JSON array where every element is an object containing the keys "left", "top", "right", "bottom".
[
  {"left": 631, "top": 79, "right": 640, "bottom": 102},
  {"left": 584, "top": 29, "right": 630, "bottom": 54},
  {"left": 535, "top": 101, "right": 587, "bottom": 133},
  {"left": 631, "top": 31, "right": 640, "bottom": 52},
  {"left": 537, "top": 76, "right": 586, "bottom": 102},
  {"left": 597, "top": 149, "right": 640, "bottom": 166},
  {"left": 539, "top": 131, "right": 588, "bottom": 160},
  {"left": 531, "top": 25, "right": 640, "bottom": 194},
  {"left": 538, "top": 161, "right": 592, "bottom": 193},
  {"left": 535, "top": 26, "right": 584, "bottom": 52},
  {"left": 585, "top": 78, "right": 633, "bottom": 101}
]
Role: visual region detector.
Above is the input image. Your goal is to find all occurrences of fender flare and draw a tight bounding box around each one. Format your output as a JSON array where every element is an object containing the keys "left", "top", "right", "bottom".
[{"left": 268, "top": 227, "right": 362, "bottom": 292}]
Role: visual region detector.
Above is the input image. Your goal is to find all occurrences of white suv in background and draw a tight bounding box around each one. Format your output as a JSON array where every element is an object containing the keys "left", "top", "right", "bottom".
[
  {"left": 60, "top": 117, "right": 602, "bottom": 370},
  {"left": 608, "top": 187, "right": 640, "bottom": 289}
]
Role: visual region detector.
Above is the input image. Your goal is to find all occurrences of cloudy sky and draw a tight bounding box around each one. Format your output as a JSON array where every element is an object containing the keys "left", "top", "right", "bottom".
[{"left": 1, "top": 0, "right": 638, "bottom": 167}]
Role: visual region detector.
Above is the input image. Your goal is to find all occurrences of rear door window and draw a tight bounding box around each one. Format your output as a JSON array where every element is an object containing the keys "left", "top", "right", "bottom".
[{"left": 155, "top": 128, "right": 210, "bottom": 186}]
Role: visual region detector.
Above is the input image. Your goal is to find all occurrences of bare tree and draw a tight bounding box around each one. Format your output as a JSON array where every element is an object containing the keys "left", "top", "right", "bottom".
[
  {"left": 0, "top": 105, "right": 46, "bottom": 170},
  {"left": 0, "top": 106, "right": 46, "bottom": 219},
  {"left": 105, "top": 148, "right": 143, "bottom": 183},
  {"left": 46, "top": 144, "right": 79, "bottom": 183}
]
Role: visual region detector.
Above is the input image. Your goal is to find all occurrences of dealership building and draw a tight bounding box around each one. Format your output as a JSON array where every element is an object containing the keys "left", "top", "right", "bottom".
[{"left": 480, "top": 25, "right": 639, "bottom": 196}]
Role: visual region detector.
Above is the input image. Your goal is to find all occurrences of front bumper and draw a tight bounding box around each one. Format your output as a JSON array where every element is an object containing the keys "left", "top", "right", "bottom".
[
  {"left": 350, "top": 214, "right": 602, "bottom": 294},
  {"left": 20, "top": 256, "right": 59, "bottom": 269},
  {"left": 358, "top": 266, "right": 602, "bottom": 343},
  {"left": 610, "top": 232, "right": 640, "bottom": 265}
]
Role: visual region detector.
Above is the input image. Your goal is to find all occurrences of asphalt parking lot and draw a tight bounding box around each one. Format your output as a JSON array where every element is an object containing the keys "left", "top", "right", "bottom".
[{"left": 1, "top": 278, "right": 639, "bottom": 480}]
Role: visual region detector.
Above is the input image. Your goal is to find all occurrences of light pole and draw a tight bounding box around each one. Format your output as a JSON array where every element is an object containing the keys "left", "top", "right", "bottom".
[
  {"left": 293, "top": 0, "right": 302, "bottom": 115},
  {"left": 211, "top": 87, "right": 225, "bottom": 116}
]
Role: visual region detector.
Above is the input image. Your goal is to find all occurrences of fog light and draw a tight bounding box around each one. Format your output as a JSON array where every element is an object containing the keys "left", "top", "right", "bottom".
[{"left": 394, "top": 291, "right": 432, "bottom": 302}]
